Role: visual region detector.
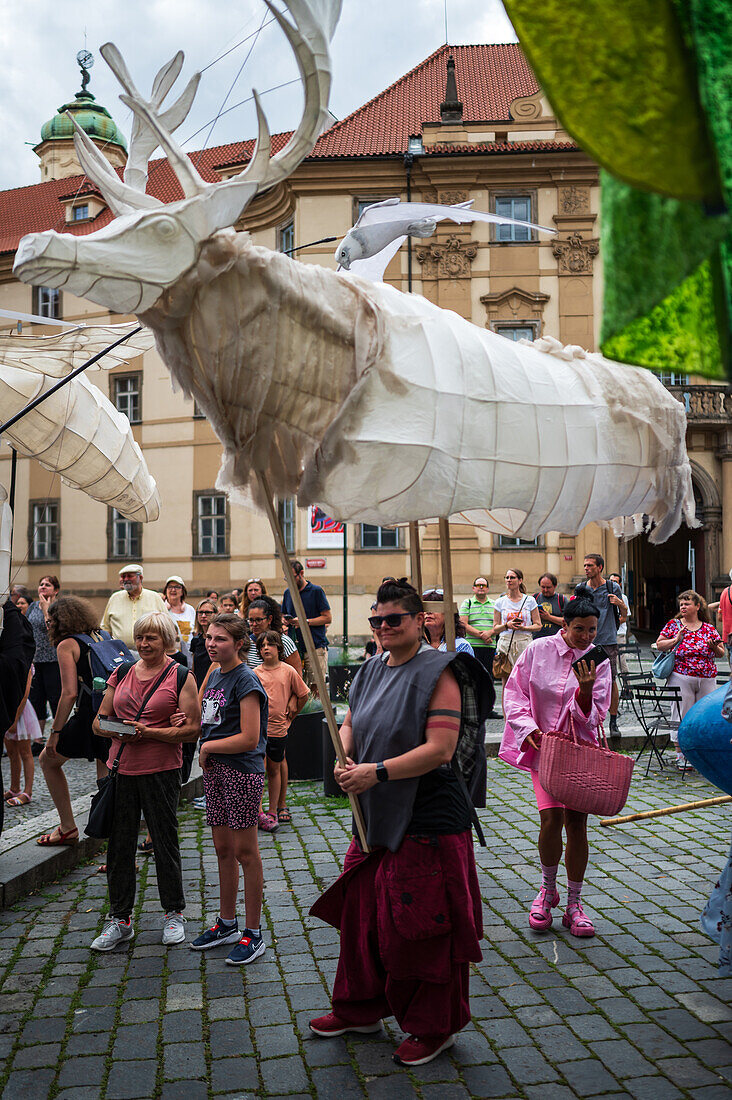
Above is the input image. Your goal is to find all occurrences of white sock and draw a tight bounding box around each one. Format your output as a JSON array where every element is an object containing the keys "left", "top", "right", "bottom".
[{"left": 220, "top": 915, "right": 237, "bottom": 928}]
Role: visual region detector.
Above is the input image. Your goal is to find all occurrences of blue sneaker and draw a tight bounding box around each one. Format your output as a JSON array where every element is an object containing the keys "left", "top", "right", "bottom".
[
  {"left": 225, "top": 930, "right": 266, "bottom": 966},
  {"left": 189, "top": 917, "right": 241, "bottom": 951}
]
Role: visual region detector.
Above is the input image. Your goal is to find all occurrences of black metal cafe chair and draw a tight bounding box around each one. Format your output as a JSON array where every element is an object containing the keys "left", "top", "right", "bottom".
[{"left": 631, "top": 684, "right": 684, "bottom": 777}]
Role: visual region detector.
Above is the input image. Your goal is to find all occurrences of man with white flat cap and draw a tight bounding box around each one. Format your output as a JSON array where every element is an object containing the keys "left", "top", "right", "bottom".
[{"left": 102, "top": 564, "right": 166, "bottom": 654}]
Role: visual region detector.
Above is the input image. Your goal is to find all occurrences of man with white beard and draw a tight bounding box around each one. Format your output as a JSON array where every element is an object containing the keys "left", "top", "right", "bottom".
[{"left": 102, "top": 564, "right": 165, "bottom": 655}]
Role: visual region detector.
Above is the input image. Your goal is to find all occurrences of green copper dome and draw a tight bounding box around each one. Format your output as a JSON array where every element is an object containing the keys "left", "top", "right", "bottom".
[{"left": 40, "top": 90, "right": 127, "bottom": 151}]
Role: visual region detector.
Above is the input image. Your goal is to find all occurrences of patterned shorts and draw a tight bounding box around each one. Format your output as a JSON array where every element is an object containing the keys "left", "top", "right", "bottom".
[{"left": 203, "top": 759, "right": 265, "bottom": 830}]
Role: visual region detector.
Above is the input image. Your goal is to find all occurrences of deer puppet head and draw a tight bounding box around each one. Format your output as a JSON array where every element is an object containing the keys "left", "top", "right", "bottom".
[{"left": 14, "top": 0, "right": 340, "bottom": 313}]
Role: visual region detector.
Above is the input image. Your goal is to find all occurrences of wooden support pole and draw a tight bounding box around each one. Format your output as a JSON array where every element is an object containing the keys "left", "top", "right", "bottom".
[
  {"left": 257, "top": 471, "right": 369, "bottom": 852},
  {"left": 409, "top": 521, "right": 422, "bottom": 594},
  {"left": 600, "top": 794, "right": 731, "bottom": 826},
  {"left": 438, "top": 517, "right": 456, "bottom": 651}
]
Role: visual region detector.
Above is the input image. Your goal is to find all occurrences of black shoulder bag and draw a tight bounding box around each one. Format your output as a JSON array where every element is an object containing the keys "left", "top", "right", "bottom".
[{"left": 85, "top": 662, "right": 175, "bottom": 840}]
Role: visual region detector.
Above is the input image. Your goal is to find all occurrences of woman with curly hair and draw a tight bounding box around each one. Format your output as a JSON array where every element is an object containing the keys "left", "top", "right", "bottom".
[{"left": 36, "top": 596, "right": 112, "bottom": 846}]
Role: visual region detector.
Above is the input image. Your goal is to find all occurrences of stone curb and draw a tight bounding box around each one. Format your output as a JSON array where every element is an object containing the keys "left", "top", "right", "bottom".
[{"left": 0, "top": 771, "right": 203, "bottom": 908}]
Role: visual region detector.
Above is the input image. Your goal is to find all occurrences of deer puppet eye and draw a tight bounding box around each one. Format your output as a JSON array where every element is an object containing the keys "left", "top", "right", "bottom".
[{"left": 153, "top": 217, "right": 179, "bottom": 240}]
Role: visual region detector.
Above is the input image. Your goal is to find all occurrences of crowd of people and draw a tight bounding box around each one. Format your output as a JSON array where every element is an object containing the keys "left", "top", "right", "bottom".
[{"left": 2, "top": 551, "right": 728, "bottom": 1068}]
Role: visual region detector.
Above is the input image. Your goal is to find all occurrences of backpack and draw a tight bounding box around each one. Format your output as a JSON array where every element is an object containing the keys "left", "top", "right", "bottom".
[{"left": 74, "top": 630, "right": 136, "bottom": 713}]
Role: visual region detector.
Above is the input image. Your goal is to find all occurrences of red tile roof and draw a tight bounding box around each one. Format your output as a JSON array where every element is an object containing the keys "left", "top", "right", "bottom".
[
  {"left": 1, "top": 43, "right": 576, "bottom": 255},
  {"left": 310, "top": 43, "right": 543, "bottom": 159}
]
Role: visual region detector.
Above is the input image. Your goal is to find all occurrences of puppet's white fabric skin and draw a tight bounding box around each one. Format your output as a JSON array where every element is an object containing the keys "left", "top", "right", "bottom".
[
  {"left": 298, "top": 283, "right": 695, "bottom": 543},
  {"left": 335, "top": 198, "right": 555, "bottom": 282},
  {"left": 11, "top": 0, "right": 694, "bottom": 544},
  {"left": 0, "top": 326, "right": 159, "bottom": 523}
]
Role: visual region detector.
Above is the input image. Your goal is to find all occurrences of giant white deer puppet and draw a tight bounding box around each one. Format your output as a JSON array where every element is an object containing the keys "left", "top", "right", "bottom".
[{"left": 13, "top": 0, "right": 695, "bottom": 545}]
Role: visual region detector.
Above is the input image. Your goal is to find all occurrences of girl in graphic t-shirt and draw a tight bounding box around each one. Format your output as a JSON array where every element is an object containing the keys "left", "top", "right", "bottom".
[
  {"left": 190, "top": 614, "right": 269, "bottom": 965},
  {"left": 254, "top": 630, "right": 310, "bottom": 833}
]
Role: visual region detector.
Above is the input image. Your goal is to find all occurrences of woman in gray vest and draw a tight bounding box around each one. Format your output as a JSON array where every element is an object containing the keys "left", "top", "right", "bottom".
[{"left": 309, "top": 579, "right": 492, "bottom": 1068}]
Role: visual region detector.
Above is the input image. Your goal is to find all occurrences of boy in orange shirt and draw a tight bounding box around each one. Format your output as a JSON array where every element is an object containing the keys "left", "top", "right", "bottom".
[{"left": 254, "top": 630, "right": 310, "bottom": 831}]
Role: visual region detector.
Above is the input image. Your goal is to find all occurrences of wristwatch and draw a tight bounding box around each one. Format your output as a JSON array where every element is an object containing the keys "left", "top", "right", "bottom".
[{"left": 375, "top": 761, "right": 389, "bottom": 783}]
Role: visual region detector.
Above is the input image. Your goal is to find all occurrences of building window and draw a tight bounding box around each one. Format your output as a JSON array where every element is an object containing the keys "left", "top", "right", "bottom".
[
  {"left": 108, "top": 508, "right": 141, "bottom": 560},
  {"left": 493, "top": 195, "right": 533, "bottom": 242},
  {"left": 32, "top": 286, "right": 61, "bottom": 319},
  {"left": 195, "top": 492, "right": 228, "bottom": 557},
  {"left": 278, "top": 497, "right": 296, "bottom": 554},
  {"left": 495, "top": 324, "right": 536, "bottom": 342},
  {"left": 497, "top": 535, "right": 542, "bottom": 549},
  {"left": 278, "top": 221, "right": 294, "bottom": 254},
  {"left": 30, "top": 501, "right": 60, "bottom": 561},
  {"left": 360, "top": 524, "right": 399, "bottom": 550},
  {"left": 658, "top": 371, "right": 689, "bottom": 386},
  {"left": 72, "top": 204, "right": 89, "bottom": 221},
  {"left": 113, "top": 373, "right": 142, "bottom": 424}
]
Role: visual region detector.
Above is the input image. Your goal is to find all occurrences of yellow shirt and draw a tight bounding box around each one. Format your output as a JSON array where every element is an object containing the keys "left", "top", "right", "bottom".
[{"left": 102, "top": 588, "right": 166, "bottom": 648}]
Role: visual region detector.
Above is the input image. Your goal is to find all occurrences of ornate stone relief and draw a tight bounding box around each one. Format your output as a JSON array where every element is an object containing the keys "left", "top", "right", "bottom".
[
  {"left": 421, "top": 188, "right": 468, "bottom": 206},
  {"left": 416, "top": 234, "right": 478, "bottom": 278},
  {"left": 509, "top": 90, "right": 543, "bottom": 121},
  {"left": 480, "top": 286, "right": 550, "bottom": 330},
  {"left": 552, "top": 232, "right": 599, "bottom": 274},
  {"left": 559, "top": 186, "right": 590, "bottom": 214}
]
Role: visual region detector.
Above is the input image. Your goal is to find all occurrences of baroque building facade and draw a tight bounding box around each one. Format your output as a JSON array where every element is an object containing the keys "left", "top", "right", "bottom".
[{"left": 0, "top": 44, "right": 727, "bottom": 635}]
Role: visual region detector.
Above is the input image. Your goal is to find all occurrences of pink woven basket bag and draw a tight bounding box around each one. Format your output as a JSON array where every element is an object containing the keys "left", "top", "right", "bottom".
[{"left": 538, "top": 718, "right": 634, "bottom": 816}]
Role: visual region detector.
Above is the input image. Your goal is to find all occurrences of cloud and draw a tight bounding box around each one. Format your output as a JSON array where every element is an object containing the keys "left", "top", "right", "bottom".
[{"left": 0, "top": 0, "right": 516, "bottom": 192}]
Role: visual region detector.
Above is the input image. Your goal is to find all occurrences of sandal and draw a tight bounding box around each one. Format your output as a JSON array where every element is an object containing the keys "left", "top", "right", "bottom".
[
  {"left": 137, "top": 839, "right": 154, "bottom": 855},
  {"left": 37, "top": 826, "right": 79, "bottom": 847},
  {"left": 257, "top": 812, "right": 279, "bottom": 833},
  {"left": 7, "top": 792, "right": 31, "bottom": 806},
  {"left": 562, "top": 903, "right": 595, "bottom": 938},
  {"left": 529, "top": 887, "right": 560, "bottom": 931},
  {"left": 4, "top": 790, "right": 20, "bottom": 803},
  {"left": 277, "top": 807, "right": 292, "bottom": 825}
]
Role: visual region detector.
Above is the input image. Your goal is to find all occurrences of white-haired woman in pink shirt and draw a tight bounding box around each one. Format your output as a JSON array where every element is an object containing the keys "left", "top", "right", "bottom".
[{"left": 499, "top": 596, "right": 611, "bottom": 939}]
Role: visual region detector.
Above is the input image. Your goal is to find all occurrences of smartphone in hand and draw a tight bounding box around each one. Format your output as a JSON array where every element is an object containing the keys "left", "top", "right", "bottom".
[
  {"left": 571, "top": 644, "right": 609, "bottom": 673},
  {"left": 98, "top": 716, "right": 136, "bottom": 737}
]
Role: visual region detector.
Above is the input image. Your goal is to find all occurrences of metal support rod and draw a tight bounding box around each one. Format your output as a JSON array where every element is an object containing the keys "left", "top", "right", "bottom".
[
  {"left": 439, "top": 517, "right": 456, "bottom": 651},
  {"left": 409, "top": 521, "right": 422, "bottom": 594},
  {"left": 404, "top": 151, "right": 414, "bottom": 292},
  {"left": 600, "top": 794, "right": 731, "bottom": 826},
  {"left": 256, "top": 470, "right": 369, "bottom": 851},
  {"left": 7, "top": 448, "right": 17, "bottom": 560},
  {"left": 0, "top": 326, "right": 143, "bottom": 436},
  {"left": 283, "top": 236, "right": 337, "bottom": 255}
]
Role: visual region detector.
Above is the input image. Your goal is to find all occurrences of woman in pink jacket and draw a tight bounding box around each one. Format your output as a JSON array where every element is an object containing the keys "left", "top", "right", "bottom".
[{"left": 499, "top": 596, "right": 611, "bottom": 938}]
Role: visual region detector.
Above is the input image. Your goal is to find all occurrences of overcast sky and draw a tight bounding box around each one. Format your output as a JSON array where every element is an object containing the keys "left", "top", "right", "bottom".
[{"left": 0, "top": 0, "right": 516, "bottom": 192}]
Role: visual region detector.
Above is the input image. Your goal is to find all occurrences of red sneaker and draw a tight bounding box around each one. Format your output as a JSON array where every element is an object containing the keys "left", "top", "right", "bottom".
[
  {"left": 392, "top": 1033, "right": 455, "bottom": 1066},
  {"left": 309, "top": 1012, "right": 382, "bottom": 1038},
  {"left": 529, "top": 887, "right": 560, "bottom": 931}
]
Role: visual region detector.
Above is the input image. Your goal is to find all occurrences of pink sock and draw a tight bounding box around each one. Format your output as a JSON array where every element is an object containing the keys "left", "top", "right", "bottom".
[
  {"left": 541, "top": 863, "right": 558, "bottom": 894},
  {"left": 567, "top": 878, "right": 583, "bottom": 907}
]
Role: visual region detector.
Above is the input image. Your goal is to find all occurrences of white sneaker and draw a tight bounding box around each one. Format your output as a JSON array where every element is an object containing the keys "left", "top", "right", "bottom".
[
  {"left": 91, "top": 917, "right": 134, "bottom": 952},
  {"left": 162, "top": 911, "right": 187, "bottom": 945}
]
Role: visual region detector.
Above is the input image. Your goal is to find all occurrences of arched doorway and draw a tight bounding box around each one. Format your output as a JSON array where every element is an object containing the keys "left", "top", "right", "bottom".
[{"left": 625, "top": 463, "right": 720, "bottom": 633}]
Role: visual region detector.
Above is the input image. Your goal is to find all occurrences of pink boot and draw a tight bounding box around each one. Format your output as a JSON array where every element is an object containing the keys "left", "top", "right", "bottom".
[
  {"left": 528, "top": 887, "right": 560, "bottom": 931},
  {"left": 562, "top": 902, "right": 595, "bottom": 938}
]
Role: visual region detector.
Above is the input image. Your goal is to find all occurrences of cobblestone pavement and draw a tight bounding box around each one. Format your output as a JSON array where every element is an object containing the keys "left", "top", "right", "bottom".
[{"left": 0, "top": 764, "right": 730, "bottom": 1100}]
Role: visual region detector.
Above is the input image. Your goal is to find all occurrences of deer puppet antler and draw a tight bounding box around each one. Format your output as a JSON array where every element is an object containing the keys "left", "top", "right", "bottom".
[{"left": 73, "top": 0, "right": 341, "bottom": 230}]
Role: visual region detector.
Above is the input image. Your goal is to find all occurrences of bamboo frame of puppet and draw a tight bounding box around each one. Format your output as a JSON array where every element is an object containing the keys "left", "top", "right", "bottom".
[
  {"left": 409, "top": 519, "right": 456, "bottom": 652},
  {"left": 257, "top": 471, "right": 370, "bottom": 852},
  {"left": 601, "top": 794, "right": 731, "bottom": 826}
]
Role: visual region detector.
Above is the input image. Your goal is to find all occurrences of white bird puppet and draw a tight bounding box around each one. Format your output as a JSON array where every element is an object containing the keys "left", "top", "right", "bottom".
[{"left": 334, "top": 197, "right": 556, "bottom": 282}]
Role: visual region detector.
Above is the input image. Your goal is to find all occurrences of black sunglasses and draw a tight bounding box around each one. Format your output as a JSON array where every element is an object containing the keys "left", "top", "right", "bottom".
[{"left": 368, "top": 612, "right": 415, "bottom": 629}]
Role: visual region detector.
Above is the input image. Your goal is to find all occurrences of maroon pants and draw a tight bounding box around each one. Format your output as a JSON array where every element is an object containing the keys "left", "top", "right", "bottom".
[{"left": 311, "top": 833, "right": 482, "bottom": 1038}]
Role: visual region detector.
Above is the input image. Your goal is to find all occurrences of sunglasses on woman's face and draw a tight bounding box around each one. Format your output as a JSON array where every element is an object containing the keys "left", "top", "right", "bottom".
[{"left": 368, "top": 612, "right": 415, "bottom": 629}]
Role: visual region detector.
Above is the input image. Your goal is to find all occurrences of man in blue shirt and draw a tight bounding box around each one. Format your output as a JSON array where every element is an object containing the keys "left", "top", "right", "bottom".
[{"left": 282, "top": 561, "right": 332, "bottom": 697}]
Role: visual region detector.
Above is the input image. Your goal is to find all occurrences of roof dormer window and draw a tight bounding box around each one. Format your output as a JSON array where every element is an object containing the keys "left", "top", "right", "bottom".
[{"left": 72, "top": 204, "right": 89, "bottom": 221}]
